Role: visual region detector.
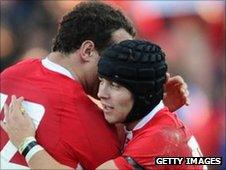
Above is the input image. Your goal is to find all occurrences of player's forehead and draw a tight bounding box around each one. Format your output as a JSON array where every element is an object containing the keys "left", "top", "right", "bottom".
[{"left": 111, "top": 28, "right": 133, "bottom": 44}]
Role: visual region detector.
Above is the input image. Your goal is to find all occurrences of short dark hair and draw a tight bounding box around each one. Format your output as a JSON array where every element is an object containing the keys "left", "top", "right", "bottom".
[{"left": 52, "top": 2, "right": 136, "bottom": 54}]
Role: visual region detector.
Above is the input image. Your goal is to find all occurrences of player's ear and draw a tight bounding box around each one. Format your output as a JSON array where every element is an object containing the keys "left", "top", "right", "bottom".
[{"left": 80, "top": 40, "right": 95, "bottom": 62}]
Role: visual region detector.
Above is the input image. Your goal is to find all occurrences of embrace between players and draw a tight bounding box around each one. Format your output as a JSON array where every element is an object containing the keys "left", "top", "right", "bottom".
[{"left": 0, "top": 2, "right": 204, "bottom": 170}]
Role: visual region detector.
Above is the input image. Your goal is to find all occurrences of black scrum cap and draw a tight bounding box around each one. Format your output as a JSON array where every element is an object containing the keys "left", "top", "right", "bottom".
[{"left": 98, "top": 40, "right": 167, "bottom": 123}]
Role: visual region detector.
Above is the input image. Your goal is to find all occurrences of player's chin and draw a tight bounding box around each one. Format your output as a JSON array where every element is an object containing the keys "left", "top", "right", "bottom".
[{"left": 104, "top": 114, "right": 120, "bottom": 124}]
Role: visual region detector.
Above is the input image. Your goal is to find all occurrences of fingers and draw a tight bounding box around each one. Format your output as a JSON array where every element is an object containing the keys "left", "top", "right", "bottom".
[
  {"left": 15, "top": 96, "right": 24, "bottom": 106},
  {"left": 3, "top": 104, "right": 9, "bottom": 122},
  {"left": 179, "top": 80, "right": 188, "bottom": 90},
  {"left": 175, "top": 79, "right": 190, "bottom": 106},
  {"left": 9, "top": 95, "right": 25, "bottom": 113},
  {"left": 8, "top": 96, "right": 33, "bottom": 125},
  {"left": 167, "top": 75, "right": 185, "bottom": 86},
  {"left": 4, "top": 95, "right": 26, "bottom": 122},
  {"left": 182, "top": 95, "right": 190, "bottom": 106},
  {"left": 180, "top": 88, "right": 190, "bottom": 106},
  {"left": 180, "top": 83, "right": 189, "bottom": 94},
  {"left": 180, "top": 87, "right": 189, "bottom": 96},
  {"left": 8, "top": 95, "right": 17, "bottom": 117},
  {"left": 0, "top": 120, "right": 7, "bottom": 132},
  {"left": 166, "top": 72, "right": 170, "bottom": 82},
  {"left": 185, "top": 98, "right": 191, "bottom": 106},
  {"left": 11, "top": 95, "right": 23, "bottom": 111}
]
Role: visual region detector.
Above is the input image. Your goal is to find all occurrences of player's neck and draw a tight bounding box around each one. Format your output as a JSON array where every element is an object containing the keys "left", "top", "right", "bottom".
[
  {"left": 124, "top": 120, "right": 139, "bottom": 131},
  {"left": 46, "top": 52, "right": 78, "bottom": 80}
]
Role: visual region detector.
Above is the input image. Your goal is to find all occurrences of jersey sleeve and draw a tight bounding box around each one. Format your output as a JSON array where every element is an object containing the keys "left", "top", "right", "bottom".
[
  {"left": 114, "top": 157, "right": 134, "bottom": 170},
  {"left": 48, "top": 138, "right": 81, "bottom": 169}
]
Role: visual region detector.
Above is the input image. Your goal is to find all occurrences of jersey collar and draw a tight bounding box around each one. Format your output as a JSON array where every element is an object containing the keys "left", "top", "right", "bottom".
[
  {"left": 41, "top": 58, "right": 75, "bottom": 80},
  {"left": 133, "top": 100, "right": 164, "bottom": 130},
  {"left": 125, "top": 100, "right": 165, "bottom": 134},
  {"left": 123, "top": 101, "right": 165, "bottom": 143}
]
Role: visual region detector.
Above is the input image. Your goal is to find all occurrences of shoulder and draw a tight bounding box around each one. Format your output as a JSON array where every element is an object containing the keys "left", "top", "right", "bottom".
[
  {"left": 1, "top": 58, "right": 40, "bottom": 78},
  {"left": 148, "top": 107, "right": 188, "bottom": 133},
  {"left": 2, "top": 58, "right": 39, "bottom": 71},
  {"left": 127, "top": 127, "right": 187, "bottom": 153},
  {"left": 125, "top": 109, "right": 192, "bottom": 155}
]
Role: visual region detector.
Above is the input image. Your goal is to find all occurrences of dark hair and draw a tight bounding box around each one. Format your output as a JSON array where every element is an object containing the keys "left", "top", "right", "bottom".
[
  {"left": 52, "top": 2, "right": 135, "bottom": 54},
  {"left": 98, "top": 40, "right": 167, "bottom": 123}
]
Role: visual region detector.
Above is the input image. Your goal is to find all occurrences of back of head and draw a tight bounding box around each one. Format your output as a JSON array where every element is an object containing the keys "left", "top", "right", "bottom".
[
  {"left": 52, "top": 1, "right": 135, "bottom": 54},
  {"left": 98, "top": 40, "right": 167, "bottom": 123}
]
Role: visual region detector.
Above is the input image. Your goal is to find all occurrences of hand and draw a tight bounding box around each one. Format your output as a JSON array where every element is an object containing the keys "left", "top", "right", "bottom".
[
  {"left": 163, "top": 73, "right": 190, "bottom": 112},
  {"left": 0, "top": 95, "right": 35, "bottom": 148}
]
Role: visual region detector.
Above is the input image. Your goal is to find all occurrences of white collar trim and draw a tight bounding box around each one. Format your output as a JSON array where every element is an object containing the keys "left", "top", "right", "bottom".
[
  {"left": 41, "top": 58, "right": 75, "bottom": 80},
  {"left": 133, "top": 100, "right": 164, "bottom": 131}
]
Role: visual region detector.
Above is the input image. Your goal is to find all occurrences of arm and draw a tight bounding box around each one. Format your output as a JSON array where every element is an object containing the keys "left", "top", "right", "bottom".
[
  {"left": 0, "top": 95, "right": 72, "bottom": 170},
  {"left": 0, "top": 96, "right": 132, "bottom": 170},
  {"left": 97, "top": 160, "right": 119, "bottom": 169},
  {"left": 163, "top": 73, "right": 190, "bottom": 112},
  {"left": 27, "top": 150, "right": 72, "bottom": 169},
  {"left": 97, "top": 156, "right": 144, "bottom": 170}
]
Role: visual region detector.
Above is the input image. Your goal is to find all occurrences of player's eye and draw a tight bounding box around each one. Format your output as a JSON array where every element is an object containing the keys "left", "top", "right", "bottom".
[
  {"left": 110, "top": 81, "right": 120, "bottom": 89},
  {"left": 98, "top": 77, "right": 103, "bottom": 81},
  {"left": 98, "top": 77, "right": 104, "bottom": 85}
]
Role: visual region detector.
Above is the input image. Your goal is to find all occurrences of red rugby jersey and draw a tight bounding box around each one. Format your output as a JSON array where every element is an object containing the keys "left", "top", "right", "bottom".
[
  {"left": 114, "top": 102, "right": 205, "bottom": 170},
  {"left": 0, "top": 58, "right": 120, "bottom": 169}
]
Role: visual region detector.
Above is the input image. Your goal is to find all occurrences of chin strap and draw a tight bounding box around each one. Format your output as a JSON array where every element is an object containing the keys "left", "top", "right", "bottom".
[{"left": 123, "top": 156, "right": 145, "bottom": 170}]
